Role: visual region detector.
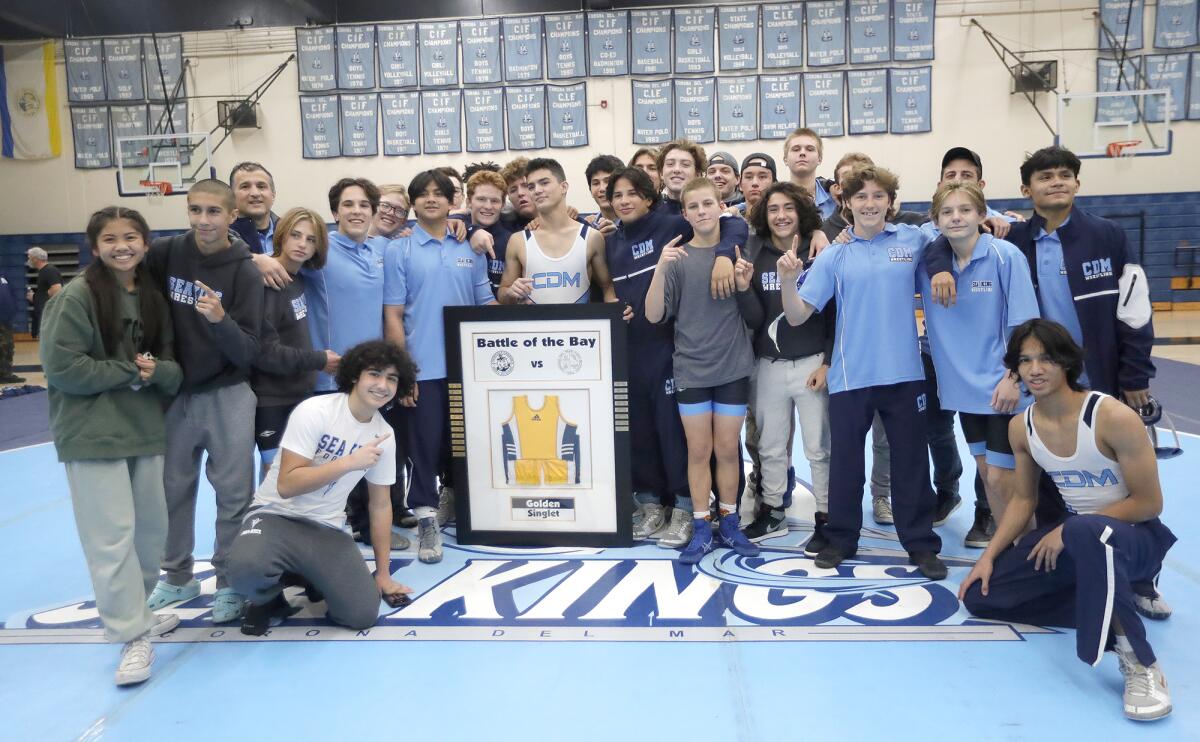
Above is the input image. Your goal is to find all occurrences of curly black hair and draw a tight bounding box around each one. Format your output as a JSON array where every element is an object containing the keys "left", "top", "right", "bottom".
[
  {"left": 335, "top": 340, "right": 418, "bottom": 398},
  {"left": 748, "top": 181, "right": 823, "bottom": 240}
]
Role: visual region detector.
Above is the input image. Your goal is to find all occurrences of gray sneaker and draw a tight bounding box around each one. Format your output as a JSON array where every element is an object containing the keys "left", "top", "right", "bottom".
[
  {"left": 1117, "top": 647, "right": 1172, "bottom": 721},
  {"left": 115, "top": 636, "right": 153, "bottom": 686},
  {"left": 872, "top": 496, "right": 893, "bottom": 525},
  {"left": 148, "top": 613, "right": 180, "bottom": 637},
  {"left": 418, "top": 517, "right": 443, "bottom": 564},
  {"left": 634, "top": 503, "right": 666, "bottom": 540},
  {"left": 657, "top": 507, "right": 694, "bottom": 549},
  {"left": 1133, "top": 590, "right": 1172, "bottom": 621},
  {"left": 436, "top": 486, "right": 456, "bottom": 526}
]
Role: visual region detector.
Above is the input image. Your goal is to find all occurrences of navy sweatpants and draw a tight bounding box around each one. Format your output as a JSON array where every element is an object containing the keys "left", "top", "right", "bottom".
[
  {"left": 963, "top": 515, "right": 1175, "bottom": 666},
  {"left": 397, "top": 379, "right": 450, "bottom": 511},
  {"left": 827, "top": 381, "right": 940, "bottom": 554},
  {"left": 628, "top": 347, "right": 689, "bottom": 505}
]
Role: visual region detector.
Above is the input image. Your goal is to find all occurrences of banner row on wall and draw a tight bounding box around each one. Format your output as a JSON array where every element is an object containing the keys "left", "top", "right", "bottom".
[
  {"left": 1099, "top": 0, "right": 1200, "bottom": 51},
  {"left": 63, "top": 36, "right": 185, "bottom": 103},
  {"left": 67, "top": 102, "right": 189, "bottom": 169},
  {"left": 1096, "top": 52, "right": 1200, "bottom": 122},
  {"left": 295, "top": 2, "right": 935, "bottom": 92}
]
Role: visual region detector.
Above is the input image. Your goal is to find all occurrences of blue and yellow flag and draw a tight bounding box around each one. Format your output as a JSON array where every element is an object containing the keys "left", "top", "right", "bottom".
[{"left": 0, "top": 41, "right": 61, "bottom": 160}]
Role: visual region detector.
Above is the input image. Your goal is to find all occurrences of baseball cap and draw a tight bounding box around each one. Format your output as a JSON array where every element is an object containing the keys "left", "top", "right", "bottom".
[
  {"left": 707, "top": 151, "right": 739, "bottom": 175},
  {"left": 740, "top": 153, "right": 777, "bottom": 179},
  {"left": 941, "top": 147, "right": 983, "bottom": 174}
]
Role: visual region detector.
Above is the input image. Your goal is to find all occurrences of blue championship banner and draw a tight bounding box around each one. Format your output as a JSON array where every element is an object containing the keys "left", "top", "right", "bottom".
[
  {"left": 674, "top": 77, "right": 716, "bottom": 143},
  {"left": 103, "top": 38, "right": 145, "bottom": 101},
  {"left": 1099, "top": 0, "right": 1145, "bottom": 50},
  {"left": 148, "top": 101, "right": 189, "bottom": 163},
  {"left": 759, "top": 73, "right": 802, "bottom": 138},
  {"left": 1144, "top": 53, "right": 1190, "bottom": 122},
  {"left": 505, "top": 84, "right": 547, "bottom": 150},
  {"left": 419, "top": 21, "right": 459, "bottom": 87},
  {"left": 1155, "top": 0, "right": 1199, "bottom": 48},
  {"left": 1192, "top": 52, "right": 1200, "bottom": 119},
  {"left": 889, "top": 66, "right": 931, "bottom": 134},
  {"left": 64, "top": 39, "right": 106, "bottom": 102},
  {"left": 717, "top": 75, "right": 759, "bottom": 141},
  {"left": 296, "top": 27, "right": 337, "bottom": 92},
  {"left": 110, "top": 104, "right": 149, "bottom": 166},
  {"left": 380, "top": 91, "right": 421, "bottom": 155},
  {"left": 761, "top": 3, "right": 804, "bottom": 69},
  {"left": 631, "top": 9, "right": 673, "bottom": 74},
  {"left": 377, "top": 24, "right": 417, "bottom": 88},
  {"left": 504, "top": 16, "right": 545, "bottom": 82},
  {"left": 464, "top": 87, "right": 505, "bottom": 152},
  {"left": 847, "top": 68, "right": 888, "bottom": 134},
  {"left": 69, "top": 106, "right": 111, "bottom": 168},
  {"left": 849, "top": 0, "right": 891, "bottom": 64},
  {"left": 718, "top": 5, "right": 759, "bottom": 71},
  {"left": 548, "top": 82, "right": 588, "bottom": 148},
  {"left": 631, "top": 79, "right": 674, "bottom": 144},
  {"left": 807, "top": 1, "right": 848, "bottom": 67},
  {"left": 421, "top": 89, "right": 463, "bottom": 154},
  {"left": 587, "top": 10, "right": 630, "bottom": 77},
  {"left": 299, "top": 95, "right": 340, "bottom": 158},
  {"left": 143, "top": 35, "right": 184, "bottom": 100},
  {"left": 461, "top": 19, "right": 502, "bottom": 85},
  {"left": 336, "top": 26, "right": 376, "bottom": 90},
  {"left": 1096, "top": 57, "right": 1142, "bottom": 123},
  {"left": 545, "top": 13, "right": 587, "bottom": 79},
  {"left": 674, "top": 7, "right": 716, "bottom": 74},
  {"left": 339, "top": 93, "right": 378, "bottom": 157},
  {"left": 893, "top": 0, "right": 936, "bottom": 61},
  {"left": 804, "top": 71, "right": 845, "bottom": 136}
]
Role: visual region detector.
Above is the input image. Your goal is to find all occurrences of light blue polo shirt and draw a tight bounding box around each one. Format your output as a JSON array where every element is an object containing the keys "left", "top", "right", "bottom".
[
  {"left": 814, "top": 180, "right": 836, "bottom": 220},
  {"left": 918, "top": 234, "right": 1041, "bottom": 414},
  {"left": 257, "top": 219, "right": 276, "bottom": 255},
  {"left": 1033, "top": 218, "right": 1089, "bottom": 386},
  {"left": 797, "top": 223, "right": 930, "bottom": 394},
  {"left": 305, "top": 231, "right": 389, "bottom": 391},
  {"left": 384, "top": 224, "right": 494, "bottom": 381}
]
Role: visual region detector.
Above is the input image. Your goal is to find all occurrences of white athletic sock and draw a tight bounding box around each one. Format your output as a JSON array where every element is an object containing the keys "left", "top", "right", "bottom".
[
  {"left": 1115, "top": 634, "right": 1135, "bottom": 655},
  {"left": 693, "top": 510, "right": 710, "bottom": 522},
  {"left": 414, "top": 506, "right": 437, "bottom": 521},
  {"left": 719, "top": 502, "right": 736, "bottom": 516}
]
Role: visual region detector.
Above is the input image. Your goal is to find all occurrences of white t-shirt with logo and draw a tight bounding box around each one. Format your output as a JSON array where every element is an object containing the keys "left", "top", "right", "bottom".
[{"left": 250, "top": 393, "right": 396, "bottom": 529}]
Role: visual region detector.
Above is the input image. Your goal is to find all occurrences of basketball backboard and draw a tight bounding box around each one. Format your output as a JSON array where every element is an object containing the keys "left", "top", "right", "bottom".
[
  {"left": 115, "top": 131, "right": 216, "bottom": 197},
  {"left": 1057, "top": 89, "right": 1174, "bottom": 158}
]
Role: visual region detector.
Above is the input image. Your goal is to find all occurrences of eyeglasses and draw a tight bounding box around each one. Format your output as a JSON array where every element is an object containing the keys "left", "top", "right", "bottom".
[{"left": 377, "top": 202, "right": 405, "bottom": 215}]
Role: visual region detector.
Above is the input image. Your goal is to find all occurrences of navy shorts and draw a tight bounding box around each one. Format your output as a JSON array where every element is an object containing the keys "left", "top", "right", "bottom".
[
  {"left": 959, "top": 411, "right": 1016, "bottom": 469},
  {"left": 677, "top": 377, "right": 750, "bottom": 417}
]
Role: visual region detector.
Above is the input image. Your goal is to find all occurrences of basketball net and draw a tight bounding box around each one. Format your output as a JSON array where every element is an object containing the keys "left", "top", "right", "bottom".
[{"left": 140, "top": 180, "right": 173, "bottom": 207}]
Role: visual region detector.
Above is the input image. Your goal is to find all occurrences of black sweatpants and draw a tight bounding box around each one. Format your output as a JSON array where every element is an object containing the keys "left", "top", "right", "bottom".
[{"left": 628, "top": 348, "right": 689, "bottom": 504}]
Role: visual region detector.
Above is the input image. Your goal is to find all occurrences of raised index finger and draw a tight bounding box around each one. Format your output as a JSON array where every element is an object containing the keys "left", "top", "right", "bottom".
[{"left": 194, "top": 280, "right": 218, "bottom": 296}]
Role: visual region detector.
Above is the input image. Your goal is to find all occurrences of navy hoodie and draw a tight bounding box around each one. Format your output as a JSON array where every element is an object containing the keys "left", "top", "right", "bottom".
[{"left": 253, "top": 272, "right": 326, "bottom": 406}]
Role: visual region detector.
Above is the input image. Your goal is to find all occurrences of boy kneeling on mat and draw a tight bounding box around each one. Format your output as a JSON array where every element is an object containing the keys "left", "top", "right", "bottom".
[{"left": 228, "top": 340, "right": 416, "bottom": 635}]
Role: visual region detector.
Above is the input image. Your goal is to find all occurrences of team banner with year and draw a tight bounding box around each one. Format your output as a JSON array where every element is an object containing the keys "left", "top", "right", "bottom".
[
  {"left": 674, "top": 7, "right": 716, "bottom": 74},
  {"left": 505, "top": 84, "right": 547, "bottom": 150},
  {"left": 336, "top": 26, "right": 376, "bottom": 90},
  {"left": 380, "top": 91, "right": 420, "bottom": 155},
  {"left": 548, "top": 83, "right": 588, "bottom": 148},
  {"left": 761, "top": 3, "right": 804, "bottom": 69},
  {"left": 461, "top": 19, "right": 502, "bottom": 85},
  {"left": 889, "top": 66, "right": 931, "bottom": 134},
  {"left": 296, "top": 27, "right": 337, "bottom": 92},
  {"left": 376, "top": 24, "right": 417, "bottom": 88},
  {"left": 631, "top": 79, "right": 674, "bottom": 144},
  {"left": 1144, "top": 53, "right": 1189, "bottom": 122},
  {"left": 103, "top": 38, "right": 145, "bottom": 101},
  {"left": 587, "top": 11, "right": 630, "bottom": 76},
  {"left": 143, "top": 35, "right": 184, "bottom": 100},
  {"left": 804, "top": 71, "right": 845, "bottom": 136},
  {"left": 446, "top": 305, "right": 632, "bottom": 548},
  {"left": 421, "top": 89, "right": 462, "bottom": 154},
  {"left": 807, "top": 1, "right": 848, "bottom": 67},
  {"left": 1155, "top": 0, "right": 1199, "bottom": 48},
  {"left": 110, "top": 104, "right": 149, "bottom": 166},
  {"left": 759, "top": 73, "right": 802, "bottom": 138},
  {"left": 850, "top": 0, "right": 891, "bottom": 64},
  {"left": 718, "top": 5, "right": 759, "bottom": 71},
  {"left": 70, "top": 106, "right": 111, "bottom": 168},
  {"left": 65, "top": 40, "right": 106, "bottom": 102},
  {"left": 299, "top": 95, "right": 340, "bottom": 158},
  {"left": 339, "top": 93, "right": 378, "bottom": 157},
  {"left": 631, "top": 9, "right": 673, "bottom": 74},
  {"left": 717, "top": 75, "right": 759, "bottom": 140},
  {"left": 674, "top": 77, "right": 716, "bottom": 143},
  {"left": 419, "top": 21, "right": 459, "bottom": 87},
  {"left": 464, "top": 87, "right": 505, "bottom": 152},
  {"left": 545, "top": 13, "right": 587, "bottom": 79},
  {"left": 1096, "top": 57, "right": 1143, "bottom": 123},
  {"left": 893, "top": 0, "right": 936, "bottom": 60},
  {"left": 847, "top": 68, "right": 888, "bottom": 134},
  {"left": 504, "top": 16, "right": 545, "bottom": 82},
  {"left": 1099, "top": 0, "right": 1145, "bottom": 50}
]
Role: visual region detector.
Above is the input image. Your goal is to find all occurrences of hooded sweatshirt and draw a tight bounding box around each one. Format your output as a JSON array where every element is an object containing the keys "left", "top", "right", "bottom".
[{"left": 253, "top": 271, "right": 326, "bottom": 406}]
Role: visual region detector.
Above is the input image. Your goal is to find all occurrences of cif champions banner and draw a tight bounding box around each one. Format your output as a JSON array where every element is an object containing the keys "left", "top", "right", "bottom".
[{"left": 0, "top": 42, "right": 61, "bottom": 160}]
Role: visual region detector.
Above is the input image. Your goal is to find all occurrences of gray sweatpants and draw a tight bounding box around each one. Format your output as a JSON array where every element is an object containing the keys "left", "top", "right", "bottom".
[
  {"left": 227, "top": 512, "right": 381, "bottom": 630},
  {"left": 161, "top": 382, "right": 256, "bottom": 589},
  {"left": 66, "top": 455, "right": 166, "bottom": 643},
  {"left": 871, "top": 414, "right": 892, "bottom": 499}
]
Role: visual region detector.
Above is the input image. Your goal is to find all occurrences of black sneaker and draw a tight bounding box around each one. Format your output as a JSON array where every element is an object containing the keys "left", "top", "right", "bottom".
[
  {"left": 240, "top": 594, "right": 300, "bottom": 636},
  {"left": 933, "top": 493, "right": 962, "bottom": 527},
  {"left": 804, "top": 512, "right": 830, "bottom": 555},
  {"left": 963, "top": 508, "right": 995, "bottom": 548},
  {"left": 815, "top": 544, "right": 854, "bottom": 569},
  {"left": 0, "top": 374, "right": 26, "bottom": 384},
  {"left": 908, "top": 551, "right": 948, "bottom": 580},
  {"left": 742, "top": 505, "right": 788, "bottom": 542}
]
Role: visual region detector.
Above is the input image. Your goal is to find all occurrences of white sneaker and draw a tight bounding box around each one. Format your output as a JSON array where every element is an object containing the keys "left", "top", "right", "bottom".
[
  {"left": 872, "top": 496, "right": 893, "bottom": 525},
  {"left": 1116, "top": 646, "right": 1172, "bottom": 721},
  {"left": 634, "top": 503, "right": 666, "bottom": 540},
  {"left": 148, "top": 613, "right": 180, "bottom": 637},
  {"left": 1134, "top": 590, "right": 1173, "bottom": 621},
  {"left": 657, "top": 508, "right": 693, "bottom": 549},
  {"left": 115, "top": 636, "right": 153, "bottom": 686}
]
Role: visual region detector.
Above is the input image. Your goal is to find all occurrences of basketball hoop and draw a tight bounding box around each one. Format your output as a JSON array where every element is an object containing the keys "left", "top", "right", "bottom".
[
  {"left": 140, "top": 179, "right": 173, "bottom": 206},
  {"left": 1105, "top": 139, "right": 1142, "bottom": 158}
]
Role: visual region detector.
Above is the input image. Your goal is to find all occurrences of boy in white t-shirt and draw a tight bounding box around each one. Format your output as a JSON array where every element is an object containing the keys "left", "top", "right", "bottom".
[{"left": 227, "top": 340, "right": 417, "bottom": 634}]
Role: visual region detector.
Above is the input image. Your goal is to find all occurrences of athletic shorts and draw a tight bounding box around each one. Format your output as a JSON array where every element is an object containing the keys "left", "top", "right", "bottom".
[
  {"left": 959, "top": 411, "right": 1015, "bottom": 469},
  {"left": 255, "top": 404, "right": 298, "bottom": 460},
  {"left": 677, "top": 377, "right": 750, "bottom": 417}
]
